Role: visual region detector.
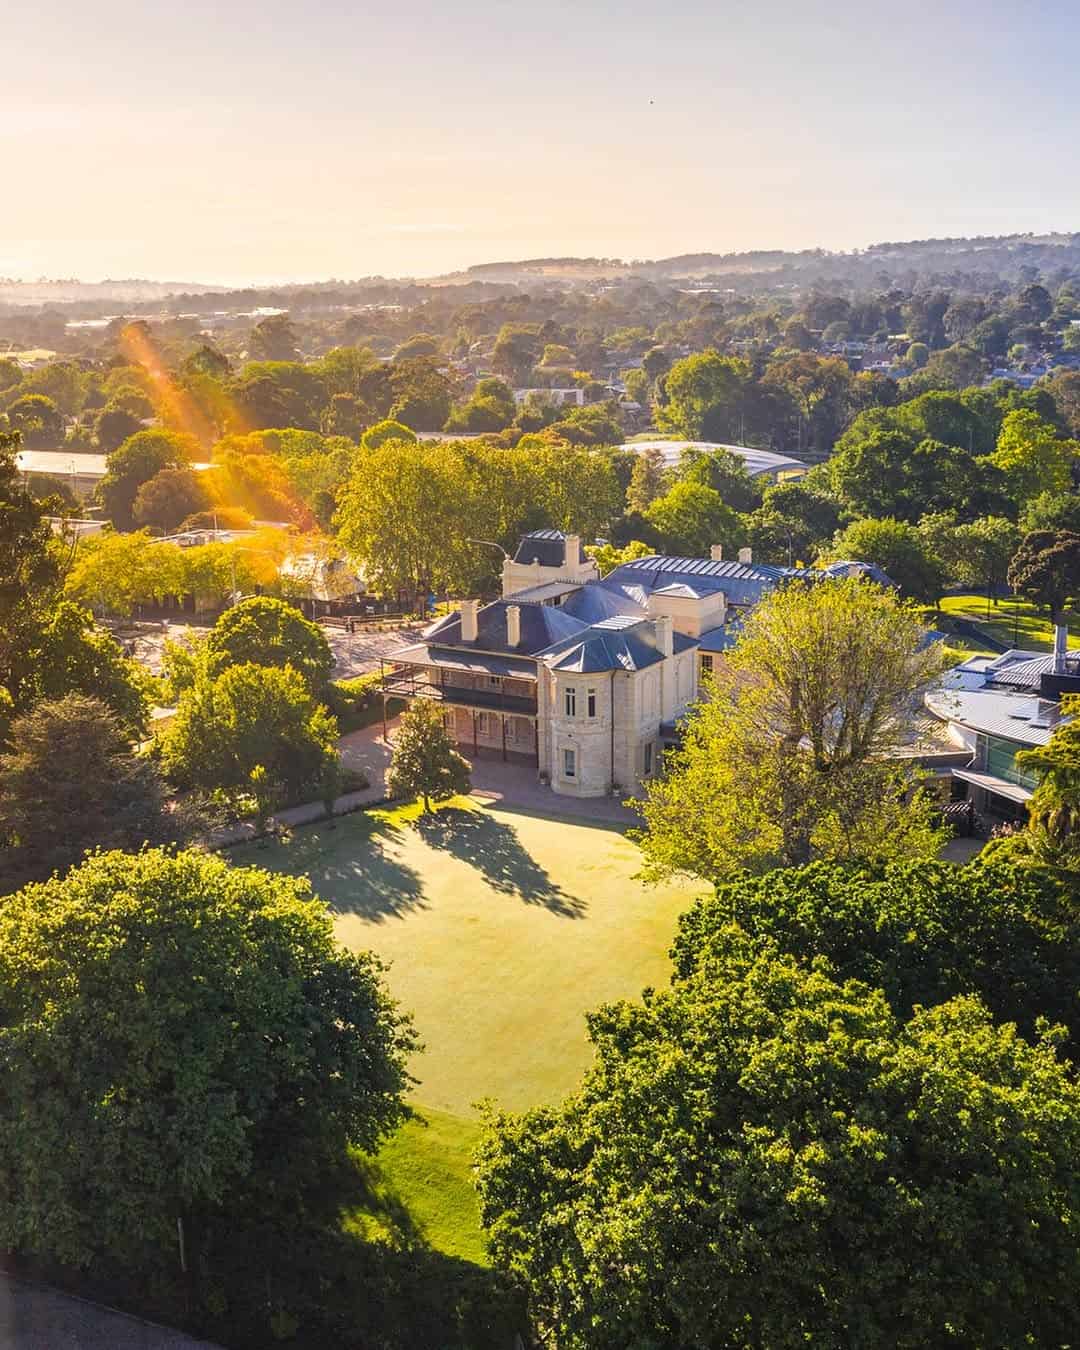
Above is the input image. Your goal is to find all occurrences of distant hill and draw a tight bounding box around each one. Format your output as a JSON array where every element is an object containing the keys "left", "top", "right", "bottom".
[{"left": 0, "top": 278, "right": 213, "bottom": 307}]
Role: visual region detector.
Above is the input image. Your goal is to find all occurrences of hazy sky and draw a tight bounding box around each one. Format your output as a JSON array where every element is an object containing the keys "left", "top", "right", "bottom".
[{"left": 4, "top": 0, "right": 1079, "bottom": 284}]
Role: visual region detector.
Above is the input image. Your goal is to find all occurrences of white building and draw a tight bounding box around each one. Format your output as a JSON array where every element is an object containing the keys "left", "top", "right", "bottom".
[{"left": 381, "top": 529, "right": 823, "bottom": 798}]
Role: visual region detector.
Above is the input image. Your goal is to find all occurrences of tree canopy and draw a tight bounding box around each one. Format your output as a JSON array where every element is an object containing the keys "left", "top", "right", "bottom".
[
  {"left": 635, "top": 577, "right": 948, "bottom": 877},
  {"left": 0, "top": 847, "right": 414, "bottom": 1267},
  {"left": 477, "top": 922, "right": 1080, "bottom": 1349}
]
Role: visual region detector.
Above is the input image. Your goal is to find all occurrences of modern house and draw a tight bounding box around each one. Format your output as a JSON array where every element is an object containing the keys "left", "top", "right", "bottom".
[
  {"left": 925, "top": 647, "right": 1078, "bottom": 820},
  {"left": 380, "top": 529, "right": 827, "bottom": 798}
]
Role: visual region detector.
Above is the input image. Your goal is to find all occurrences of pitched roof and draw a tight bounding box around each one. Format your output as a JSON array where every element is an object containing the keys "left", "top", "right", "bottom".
[
  {"left": 535, "top": 620, "right": 697, "bottom": 674},
  {"left": 512, "top": 529, "right": 587, "bottom": 567},
  {"left": 424, "top": 597, "right": 585, "bottom": 655}
]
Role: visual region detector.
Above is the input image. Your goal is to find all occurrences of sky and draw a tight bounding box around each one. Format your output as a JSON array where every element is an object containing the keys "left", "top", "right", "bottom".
[{"left": 4, "top": 0, "right": 1080, "bottom": 285}]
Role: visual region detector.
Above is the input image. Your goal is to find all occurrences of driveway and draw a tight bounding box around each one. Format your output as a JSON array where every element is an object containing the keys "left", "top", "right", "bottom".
[
  {"left": 0, "top": 1273, "right": 219, "bottom": 1349},
  {"left": 339, "top": 722, "right": 640, "bottom": 827}
]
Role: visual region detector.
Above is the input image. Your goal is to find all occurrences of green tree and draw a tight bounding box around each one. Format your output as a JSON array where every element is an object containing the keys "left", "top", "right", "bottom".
[
  {"left": 1021, "top": 490, "right": 1080, "bottom": 535},
  {"left": 745, "top": 478, "right": 843, "bottom": 566},
  {"left": 205, "top": 595, "right": 333, "bottom": 692},
  {"left": 674, "top": 857, "right": 1080, "bottom": 1050},
  {"left": 161, "top": 662, "right": 338, "bottom": 804},
  {"left": 5, "top": 393, "right": 63, "bottom": 448},
  {"left": 0, "top": 695, "right": 179, "bottom": 886},
  {"left": 94, "top": 403, "right": 144, "bottom": 453},
  {"left": 98, "top": 429, "right": 198, "bottom": 530},
  {"left": 491, "top": 324, "right": 541, "bottom": 382},
  {"left": 0, "top": 432, "right": 58, "bottom": 710},
  {"left": 478, "top": 928, "right": 1080, "bottom": 1349},
  {"left": 999, "top": 693, "right": 1080, "bottom": 878},
  {"left": 991, "top": 409, "right": 1080, "bottom": 504},
  {"left": 386, "top": 698, "right": 471, "bottom": 811},
  {"left": 361, "top": 418, "right": 417, "bottom": 450},
  {"left": 249, "top": 312, "right": 301, "bottom": 361},
  {"left": 388, "top": 356, "right": 452, "bottom": 431},
  {"left": 905, "top": 340, "right": 929, "bottom": 367},
  {"left": 644, "top": 480, "right": 743, "bottom": 557},
  {"left": 320, "top": 391, "right": 369, "bottom": 439},
  {"left": 445, "top": 378, "right": 516, "bottom": 432},
  {"left": 0, "top": 847, "right": 413, "bottom": 1268},
  {"left": 676, "top": 444, "right": 760, "bottom": 512},
  {"left": 26, "top": 600, "right": 151, "bottom": 731},
  {"left": 635, "top": 578, "right": 948, "bottom": 877},
  {"left": 1008, "top": 529, "right": 1080, "bottom": 666},
  {"left": 824, "top": 516, "right": 945, "bottom": 601},
  {"left": 625, "top": 446, "right": 668, "bottom": 513},
  {"left": 132, "top": 465, "right": 211, "bottom": 533},
  {"left": 656, "top": 349, "right": 749, "bottom": 441},
  {"left": 585, "top": 539, "right": 654, "bottom": 576},
  {"left": 334, "top": 437, "right": 472, "bottom": 606}
]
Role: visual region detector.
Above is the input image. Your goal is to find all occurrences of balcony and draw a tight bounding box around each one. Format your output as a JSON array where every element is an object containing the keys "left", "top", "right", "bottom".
[{"left": 382, "top": 664, "right": 538, "bottom": 718}]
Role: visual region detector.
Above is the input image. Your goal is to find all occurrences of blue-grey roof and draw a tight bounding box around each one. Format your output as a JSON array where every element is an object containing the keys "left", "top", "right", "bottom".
[
  {"left": 512, "top": 529, "right": 587, "bottom": 567},
  {"left": 535, "top": 622, "right": 697, "bottom": 674},
  {"left": 425, "top": 597, "right": 585, "bottom": 654},
  {"left": 604, "top": 555, "right": 812, "bottom": 607},
  {"left": 924, "top": 688, "right": 1062, "bottom": 746},
  {"left": 392, "top": 642, "right": 539, "bottom": 680},
  {"left": 819, "top": 559, "right": 896, "bottom": 587},
  {"left": 984, "top": 650, "right": 1080, "bottom": 690},
  {"left": 697, "top": 624, "right": 741, "bottom": 653},
  {"left": 559, "top": 581, "right": 646, "bottom": 625}
]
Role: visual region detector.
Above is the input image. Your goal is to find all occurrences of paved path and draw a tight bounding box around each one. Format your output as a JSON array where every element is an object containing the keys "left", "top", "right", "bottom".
[
  {"left": 213, "top": 720, "right": 639, "bottom": 847},
  {"left": 0, "top": 1273, "right": 219, "bottom": 1349}
]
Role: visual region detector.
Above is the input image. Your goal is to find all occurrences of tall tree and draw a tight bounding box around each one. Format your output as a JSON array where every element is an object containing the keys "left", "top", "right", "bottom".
[
  {"left": 0, "top": 695, "right": 180, "bottom": 887},
  {"left": 656, "top": 350, "right": 750, "bottom": 442},
  {"left": 0, "top": 847, "right": 414, "bottom": 1267},
  {"left": 635, "top": 577, "right": 948, "bottom": 877},
  {"left": 1008, "top": 529, "right": 1080, "bottom": 669},
  {"left": 98, "top": 429, "right": 198, "bottom": 530},
  {"left": 204, "top": 595, "right": 333, "bottom": 692},
  {"left": 386, "top": 698, "right": 471, "bottom": 812},
  {"left": 477, "top": 926, "right": 1080, "bottom": 1349}
]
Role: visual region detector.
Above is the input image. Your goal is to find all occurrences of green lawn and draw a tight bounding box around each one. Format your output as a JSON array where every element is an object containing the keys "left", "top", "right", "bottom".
[
  {"left": 235, "top": 798, "right": 704, "bottom": 1271},
  {"left": 935, "top": 594, "right": 1080, "bottom": 653}
]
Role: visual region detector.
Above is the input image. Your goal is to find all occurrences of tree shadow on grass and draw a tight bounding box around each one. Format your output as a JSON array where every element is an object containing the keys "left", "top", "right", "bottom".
[
  {"left": 415, "top": 807, "right": 586, "bottom": 919},
  {"left": 262, "top": 818, "right": 428, "bottom": 923}
]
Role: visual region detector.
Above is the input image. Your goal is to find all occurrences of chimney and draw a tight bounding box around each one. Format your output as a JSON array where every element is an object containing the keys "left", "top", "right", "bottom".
[
  {"left": 710, "top": 544, "right": 724, "bottom": 562},
  {"left": 738, "top": 546, "right": 753, "bottom": 565},
  {"left": 506, "top": 604, "right": 521, "bottom": 648},
  {"left": 655, "top": 614, "right": 674, "bottom": 658},
  {"left": 1054, "top": 620, "right": 1068, "bottom": 676},
  {"left": 563, "top": 533, "right": 580, "bottom": 569},
  {"left": 461, "top": 599, "right": 478, "bottom": 643},
  {"left": 501, "top": 555, "right": 514, "bottom": 598}
]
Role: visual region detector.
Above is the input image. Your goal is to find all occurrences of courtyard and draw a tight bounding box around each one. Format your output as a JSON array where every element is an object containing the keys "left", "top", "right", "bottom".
[{"left": 235, "top": 797, "right": 705, "bottom": 1260}]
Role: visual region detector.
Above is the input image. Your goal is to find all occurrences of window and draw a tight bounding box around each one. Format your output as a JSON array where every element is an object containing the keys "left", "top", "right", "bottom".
[
  {"left": 487, "top": 675, "right": 503, "bottom": 689},
  {"left": 564, "top": 686, "right": 577, "bottom": 717},
  {"left": 563, "top": 748, "right": 576, "bottom": 778},
  {"left": 477, "top": 712, "right": 490, "bottom": 734},
  {"left": 587, "top": 688, "right": 597, "bottom": 718},
  {"left": 643, "top": 741, "right": 653, "bottom": 775},
  {"left": 700, "top": 653, "right": 714, "bottom": 676}
]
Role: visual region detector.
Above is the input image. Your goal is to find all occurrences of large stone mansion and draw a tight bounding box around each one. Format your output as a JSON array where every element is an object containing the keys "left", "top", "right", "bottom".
[{"left": 380, "top": 530, "right": 876, "bottom": 798}]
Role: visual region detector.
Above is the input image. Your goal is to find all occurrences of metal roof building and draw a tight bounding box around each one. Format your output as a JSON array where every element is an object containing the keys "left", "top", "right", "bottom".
[{"left": 619, "top": 440, "right": 808, "bottom": 479}]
